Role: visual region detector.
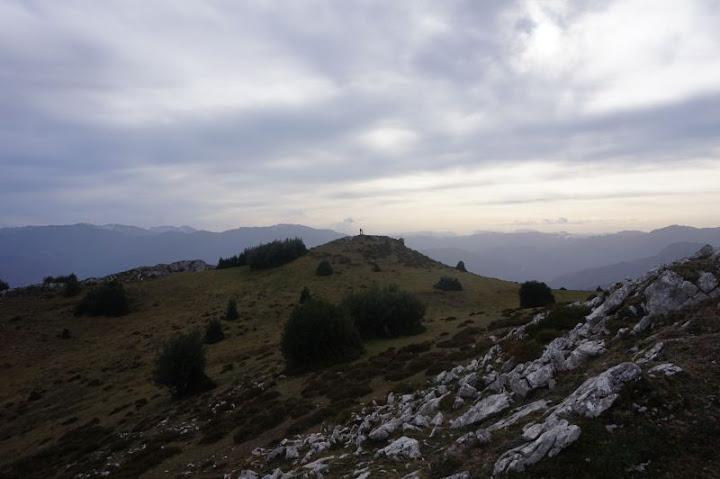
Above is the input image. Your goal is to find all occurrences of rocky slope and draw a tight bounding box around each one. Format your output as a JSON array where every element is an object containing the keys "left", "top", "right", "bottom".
[{"left": 224, "top": 245, "right": 720, "bottom": 478}]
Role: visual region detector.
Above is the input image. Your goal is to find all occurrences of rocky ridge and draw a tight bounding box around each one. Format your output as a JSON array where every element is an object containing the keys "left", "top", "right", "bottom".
[
  {"left": 224, "top": 245, "right": 720, "bottom": 478},
  {"left": 0, "top": 259, "right": 212, "bottom": 297}
]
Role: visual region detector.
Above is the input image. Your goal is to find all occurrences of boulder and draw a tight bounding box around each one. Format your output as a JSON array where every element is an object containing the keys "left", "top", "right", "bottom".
[
  {"left": 586, "top": 282, "right": 635, "bottom": 323},
  {"left": 553, "top": 362, "right": 641, "bottom": 418},
  {"left": 375, "top": 436, "right": 422, "bottom": 460},
  {"left": 457, "top": 383, "right": 477, "bottom": 399},
  {"left": 644, "top": 271, "right": 699, "bottom": 316},
  {"left": 487, "top": 400, "right": 550, "bottom": 432},
  {"left": 697, "top": 272, "right": 718, "bottom": 294},
  {"left": 648, "top": 362, "right": 683, "bottom": 376},
  {"left": 450, "top": 393, "right": 512, "bottom": 429},
  {"left": 493, "top": 419, "right": 581, "bottom": 474},
  {"left": 562, "top": 340, "right": 606, "bottom": 370},
  {"left": 368, "top": 419, "right": 400, "bottom": 441},
  {"left": 635, "top": 342, "right": 664, "bottom": 364},
  {"left": 692, "top": 244, "right": 714, "bottom": 259}
]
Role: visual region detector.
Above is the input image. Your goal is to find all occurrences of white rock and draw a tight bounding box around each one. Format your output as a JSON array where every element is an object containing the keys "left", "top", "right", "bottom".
[
  {"left": 554, "top": 362, "right": 642, "bottom": 418},
  {"left": 457, "top": 383, "right": 477, "bottom": 399},
  {"left": 375, "top": 436, "right": 422, "bottom": 460},
  {"left": 692, "top": 244, "right": 714, "bottom": 259},
  {"left": 635, "top": 342, "right": 664, "bottom": 364},
  {"left": 525, "top": 365, "right": 554, "bottom": 390},
  {"left": 412, "top": 415, "right": 430, "bottom": 428},
  {"left": 632, "top": 316, "right": 652, "bottom": 334},
  {"left": 450, "top": 393, "right": 512, "bottom": 429},
  {"left": 417, "top": 393, "right": 449, "bottom": 415},
  {"left": 493, "top": 419, "right": 581, "bottom": 474},
  {"left": 586, "top": 283, "right": 635, "bottom": 323},
  {"left": 697, "top": 272, "right": 718, "bottom": 293},
  {"left": 430, "top": 412, "right": 444, "bottom": 427},
  {"left": 487, "top": 400, "right": 550, "bottom": 432},
  {"left": 648, "top": 363, "right": 683, "bottom": 376},
  {"left": 368, "top": 419, "right": 400, "bottom": 441},
  {"left": 644, "top": 270, "right": 699, "bottom": 316},
  {"left": 562, "top": 340, "right": 606, "bottom": 370},
  {"left": 284, "top": 446, "right": 299, "bottom": 460}
]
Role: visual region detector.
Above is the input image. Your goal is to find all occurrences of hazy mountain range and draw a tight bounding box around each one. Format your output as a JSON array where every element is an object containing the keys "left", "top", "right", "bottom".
[
  {"left": 1, "top": 223, "right": 718, "bottom": 289},
  {"left": 404, "top": 225, "right": 720, "bottom": 289},
  {"left": 0, "top": 223, "right": 343, "bottom": 287}
]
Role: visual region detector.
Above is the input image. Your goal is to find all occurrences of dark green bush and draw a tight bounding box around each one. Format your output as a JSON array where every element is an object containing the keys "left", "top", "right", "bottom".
[
  {"left": 245, "top": 238, "right": 308, "bottom": 270},
  {"left": 281, "top": 297, "right": 364, "bottom": 372},
  {"left": 0, "top": 278, "right": 8, "bottom": 291},
  {"left": 504, "top": 338, "right": 544, "bottom": 362},
  {"left": 74, "top": 281, "right": 129, "bottom": 316},
  {"left": 61, "top": 274, "right": 82, "bottom": 297},
  {"left": 519, "top": 280, "right": 555, "bottom": 308},
  {"left": 522, "top": 305, "right": 590, "bottom": 344},
  {"left": 204, "top": 318, "right": 225, "bottom": 344},
  {"left": 434, "top": 276, "right": 463, "bottom": 291},
  {"left": 456, "top": 261, "right": 467, "bottom": 272},
  {"left": 217, "top": 252, "right": 247, "bottom": 269},
  {"left": 152, "top": 330, "right": 215, "bottom": 398},
  {"left": 226, "top": 298, "right": 239, "bottom": 320},
  {"left": 299, "top": 286, "right": 311, "bottom": 304},
  {"left": 343, "top": 284, "right": 426, "bottom": 339},
  {"left": 217, "top": 237, "right": 306, "bottom": 270},
  {"left": 316, "top": 259, "right": 333, "bottom": 276}
]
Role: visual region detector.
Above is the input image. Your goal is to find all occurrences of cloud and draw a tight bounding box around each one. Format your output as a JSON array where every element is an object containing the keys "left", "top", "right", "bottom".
[{"left": 1, "top": 0, "right": 719, "bottom": 234}]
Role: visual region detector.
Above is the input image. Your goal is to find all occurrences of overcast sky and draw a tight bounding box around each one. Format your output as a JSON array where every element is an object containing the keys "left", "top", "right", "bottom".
[{"left": 2, "top": 0, "right": 720, "bottom": 235}]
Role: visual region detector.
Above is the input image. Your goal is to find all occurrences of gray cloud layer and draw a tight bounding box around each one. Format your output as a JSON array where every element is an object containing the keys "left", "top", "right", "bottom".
[{"left": 2, "top": 0, "right": 720, "bottom": 232}]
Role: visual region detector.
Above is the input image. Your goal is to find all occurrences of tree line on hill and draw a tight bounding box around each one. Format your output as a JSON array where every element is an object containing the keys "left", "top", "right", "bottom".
[{"left": 217, "top": 238, "right": 307, "bottom": 270}]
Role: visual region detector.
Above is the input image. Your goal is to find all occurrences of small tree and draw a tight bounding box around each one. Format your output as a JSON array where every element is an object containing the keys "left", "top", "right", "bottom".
[
  {"left": 281, "top": 297, "right": 363, "bottom": 372},
  {"left": 0, "top": 279, "right": 8, "bottom": 292},
  {"left": 299, "top": 286, "right": 311, "bottom": 304},
  {"left": 226, "top": 298, "right": 240, "bottom": 320},
  {"left": 75, "top": 281, "right": 129, "bottom": 316},
  {"left": 61, "top": 273, "right": 82, "bottom": 297},
  {"left": 519, "top": 280, "right": 555, "bottom": 308},
  {"left": 315, "top": 260, "right": 333, "bottom": 276},
  {"left": 152, "top": 330, "right": 215, "bottom": 398},
  {"left": 343, "top": 285, "right": 426, "bottom": 339},
  {"left": 434, "top": 276, "right": 463, "bottom": 291},
  {"left": 204, "top": 318, "right": 225, "bottom": 344},
  {"left": 456, "top": 261, "right": 467, "bottom": 272}
]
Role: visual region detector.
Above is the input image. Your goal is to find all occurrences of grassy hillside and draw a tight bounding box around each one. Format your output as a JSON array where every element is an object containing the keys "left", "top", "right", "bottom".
[{"left": 0, "top": 235, "right": 588, "bottom": 478}]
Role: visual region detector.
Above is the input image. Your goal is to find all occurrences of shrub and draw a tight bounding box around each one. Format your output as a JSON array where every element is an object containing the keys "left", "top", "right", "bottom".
[
  {"left": 299, "top": 286, "right": 311, "bottom": 304},
  {"left": 525, "top": 305, "right": 591, "bottom": 343},
  {"left": 315, "top": 259, "right": 333, "bottom": 276},
  {"left": 343, "top": 284, "right": 426, "bottom": 339},
  {"left": 61, "top": 274, "right": 82, "bottom": 297},
  {"left": 281, "top": 297, "right": 364, "bottom": 372},
  {"left": 519, "top": 280, "right": 555, "bottom": 308},
  {"left": 504, "top": 338, "right": 544, "bottom": 362},
  {"left": 226, "top": 298, "right": 239, "bottom": 320},
  {"left": 204, "top": 318, "right": 225, "bottom": 344},
  {"left": 74, "top": 281, "right": 129, "bottom": 316},
  {"left": 456, "top": 261, "right": 467, "bottom": 272},
  {"left": 0, "top": 279, "right": 8, "bottom": 291},
  {"left": 152, "top": 330, "right": 215, "bottom": 398},
  {"left": 434, "top": 276, "right": 463, "bottom": 291}
]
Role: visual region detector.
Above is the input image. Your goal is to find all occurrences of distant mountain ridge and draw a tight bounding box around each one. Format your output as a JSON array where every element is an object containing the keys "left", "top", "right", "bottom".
[
  {"left": 2, "top": 223, "right": 719, "bottom": 290},
  {"left": 404, "top": 225, "right": 720, "bottom": 288},
  {"left": 0, "top": 223, "right": 344, "bottom": 287}
]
